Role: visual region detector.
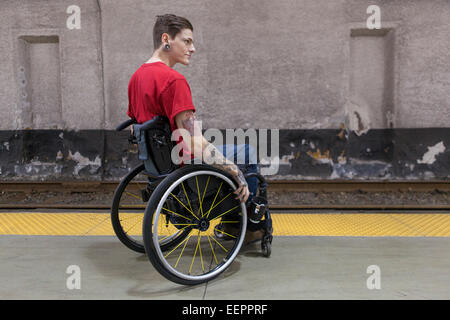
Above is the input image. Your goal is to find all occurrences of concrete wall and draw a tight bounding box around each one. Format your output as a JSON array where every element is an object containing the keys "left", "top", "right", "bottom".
[
  {"left": 0, "top": 0, "right": 449, "bottom": 131},
  {"left": 0, "top": 0, "right": 104, "bottom": 130},
  {"left": 0, "top": 0, "right": 449, "bottom": 181},
  {"left": 100, "top": 0, "right": 450, "bottom": 131}
]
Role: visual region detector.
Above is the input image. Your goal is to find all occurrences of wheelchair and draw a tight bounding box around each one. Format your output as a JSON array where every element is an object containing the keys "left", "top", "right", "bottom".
[{"left": 111, "top": 116, "right": 273, "bottom": 285}]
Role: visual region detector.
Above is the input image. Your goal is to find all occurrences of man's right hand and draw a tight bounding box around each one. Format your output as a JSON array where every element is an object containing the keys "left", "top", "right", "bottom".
[
  {"left": 174, "top": 110, "right": 250, "bottom": 203},
  {"left": 233, "top": 169, "right": 250, "bottom": 203}
]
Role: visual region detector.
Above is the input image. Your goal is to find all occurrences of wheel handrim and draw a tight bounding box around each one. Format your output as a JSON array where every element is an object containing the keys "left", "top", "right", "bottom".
[
  {"left": 115, "top": 170, "right": 148, "bottom": 247},
  {"left": 117, "top": 172, "right": 185, "bottom": 248},
  {"left": 151, "top": 170, "right": 247, "bottom": 282}
]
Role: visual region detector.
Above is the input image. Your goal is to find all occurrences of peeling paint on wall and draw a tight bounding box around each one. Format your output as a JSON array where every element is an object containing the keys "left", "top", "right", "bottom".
[
  {"left": 1, "top": 128, "right": 449, "bottom": 181},
  {"left": 344, "top": 96, "right": 372, "bottom": 136},
  {"left": 280, "top": 153, "right": 295, "bottom": 165},
  {"left": 307, "top": 149, "right": 332, "bottom": 164},
  {"left": 56, "top": 151, "right": 63, "bottom": 161},
  {"left": 67, "top": 150, "right": 101, "bottom": 175},
  {"left": 417, "top": 141, "right": 445, "bottom": 164},
  {"left": 338, "top": 150, "right": 347, "bottom": 164}
]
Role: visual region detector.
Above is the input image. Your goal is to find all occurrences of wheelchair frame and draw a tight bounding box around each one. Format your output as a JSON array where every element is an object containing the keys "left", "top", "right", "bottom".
[{"left": 111, "top": 116, "right": 273, "bottom": 285}]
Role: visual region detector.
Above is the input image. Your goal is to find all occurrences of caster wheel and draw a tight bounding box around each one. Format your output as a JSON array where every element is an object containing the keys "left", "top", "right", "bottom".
[{"left": 261, "top": 240, "right": 271, "bottom": 257}]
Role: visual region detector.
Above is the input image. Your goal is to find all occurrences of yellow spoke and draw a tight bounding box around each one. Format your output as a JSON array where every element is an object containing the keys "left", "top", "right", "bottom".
[
  {"left": 210, "top": 235, "right": 229, "bottom": 253},
  {"left": 124, "top": 219, "right": 142, "bottom": 234},
  {"left": 205, "top": 182, "right": 223, "bottom": 219},
  {"left": 200, "top": 176, "right": 210, "bottom": 217},
  {"left": 158, "top": 224, "right": 192, "bottom": 242},
  {"left": 195, "top": 176, "right": 204, "bottom": 217},
  {"left": 136, "top": 181, "right": 144, "bottom": 191},
  {"left": 170, "top": 192, "right": 199, "bottom": 221},
  {"left": 164, "top": 232, "right": 192, "bottom": 259},
  {"left": 208, "top": 192, "right": 232, "bottom": 215},
  {"left": 175, "top": 233, "right": 193, "bottom": 268},
  {"left": 211, "top": 205, "right": 240, "bottom": 222},
  {"left": 161, "top": 207, "right": 191, "bottom": 221},
  {"left": 119, "top": 205, "right": 145, "bottom": 209},
  {"left": 199, "top": 234, "right": 205, "bottom": 272},
  {"left": 206, "top": 235, "right": 218, "bottom": 265},
  {"left": 189, "top": 231, "right": 201, "bottom": 274},
  {"left": 125, "top": 191, "right": 142, "bottom": 201},
  {"left": 214, "top": 227, "right": 237, "bottom": 239},
  {"left": 181, "top": 181, "right": 194, "bottom": 216}
]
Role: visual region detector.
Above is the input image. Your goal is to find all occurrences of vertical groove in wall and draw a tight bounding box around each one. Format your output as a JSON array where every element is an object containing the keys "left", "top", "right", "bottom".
[
  {"left": 16, "top": 35, "right": 62, "bottom": 129},
  {"left": 96, "top": 0, "right": 106, "bottom": 130},
  {"left": 96, "top": 0, "right": 106, "bottom": 179},
  {"left": 349, "top": 28, "right": 395, "bottom": 130}
]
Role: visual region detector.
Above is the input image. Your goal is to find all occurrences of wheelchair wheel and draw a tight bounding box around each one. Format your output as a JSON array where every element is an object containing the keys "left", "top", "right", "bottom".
[
  {"left": 111, "top": 164, "right": 149, "bottom": 253},
  {"left": 111, "top": 164, "right": 190, "bottom": 253},
  {"left": 142, "top": 164, "right": 247, "bottom": 285}
]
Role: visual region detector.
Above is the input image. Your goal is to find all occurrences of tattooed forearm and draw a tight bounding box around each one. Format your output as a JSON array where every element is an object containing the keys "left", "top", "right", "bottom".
[
  {"left": 235, "top": 169, "right": 248, "bottom": 187},
  {"left": 202, "top": 142, "right": 247, "bottom": 187},
  {"left": 181, "top": 111, "right": 199, "bottom": 136},
  {"left": 177, "top": 111, "right": 247, "bottom": 191}
]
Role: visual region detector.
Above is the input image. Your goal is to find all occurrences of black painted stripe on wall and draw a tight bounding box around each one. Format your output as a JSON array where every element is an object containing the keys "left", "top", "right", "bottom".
[{"left": 0, "top": 128, "right": 449, "bottom": 181}]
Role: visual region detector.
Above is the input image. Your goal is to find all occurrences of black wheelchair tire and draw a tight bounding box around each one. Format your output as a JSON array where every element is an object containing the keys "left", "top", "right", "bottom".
[
  {"left": 142, "top": 164, "right": 247, "bottom": 286},
  {"left": 111, "top": 164, "right": 191, "bottom": 253},
  {"left": 111, "top": 164, "right": 147, "bottom": 253}
]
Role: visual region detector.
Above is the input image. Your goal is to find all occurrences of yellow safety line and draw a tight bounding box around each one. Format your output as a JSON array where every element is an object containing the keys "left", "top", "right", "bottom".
[
  {"left": 119, "top": 214, "right": 143, "bottom": 222},
  {"left": 124, "top": 218, "right": 142, "bottom": 235},
  {"left": 0, "top": 212, "right": 449, "bottom": 237}
]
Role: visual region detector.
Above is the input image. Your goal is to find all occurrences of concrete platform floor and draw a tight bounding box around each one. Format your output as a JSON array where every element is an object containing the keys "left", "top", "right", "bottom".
[{"left": 0, "top": 235, "right": 448, "bottom": 300}]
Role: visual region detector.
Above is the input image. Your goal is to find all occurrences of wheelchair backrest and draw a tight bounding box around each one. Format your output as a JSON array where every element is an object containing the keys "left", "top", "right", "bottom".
[{"left": 133, "top": 115, "right": 177, "bottom": 175}]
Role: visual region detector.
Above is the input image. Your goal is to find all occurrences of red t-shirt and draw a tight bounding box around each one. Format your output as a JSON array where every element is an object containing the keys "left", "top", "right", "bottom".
[
  {"left": 127, "top": 61, "right": 196, "bottom": 161},
  {"left": 127, "top": 62, "right": 196, "bottom": 132}
]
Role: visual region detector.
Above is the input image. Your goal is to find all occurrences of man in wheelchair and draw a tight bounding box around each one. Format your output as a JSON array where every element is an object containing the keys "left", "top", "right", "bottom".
[{"left": 127, "top": 14, "right": 267, "bottom": 245}]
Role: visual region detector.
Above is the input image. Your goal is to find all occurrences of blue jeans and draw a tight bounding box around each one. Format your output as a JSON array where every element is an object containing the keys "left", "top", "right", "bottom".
[
  {"left": 217, "top": 144, "right": 259, "bottom": 204},
  {"left": 153, "top": 144, "right": 259, "bottom": 203}
]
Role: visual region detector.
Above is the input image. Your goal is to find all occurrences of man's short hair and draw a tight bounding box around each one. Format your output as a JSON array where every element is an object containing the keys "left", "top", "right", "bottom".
[{"left": 153, "top": 14, "right": 193, "bottom": 50}]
